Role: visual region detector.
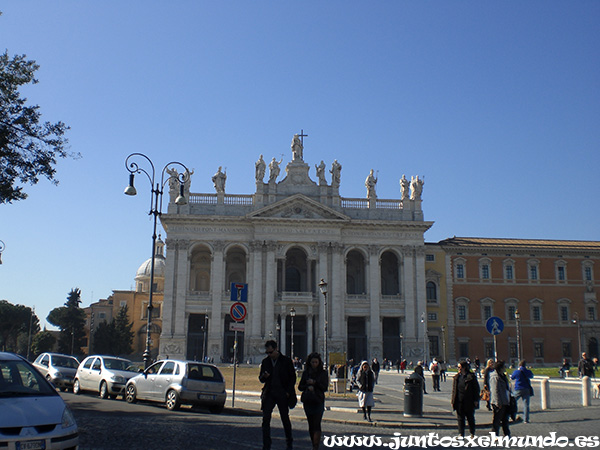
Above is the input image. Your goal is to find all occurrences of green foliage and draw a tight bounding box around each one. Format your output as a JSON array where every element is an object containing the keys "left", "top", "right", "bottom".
[
  {"left": 0, "top": 50, "right": 74, "bottom": 204},
  {"left": 31, "top": 330, "right": 57, "bottom": 356},
  {"left": 92, "top": 306, "right": 134, "bottom": 356},
  {"left": 47, "top": 288, "right": 86, "bottom": 355},
  {"left": 0, "top": 300, "right": 39, "bottom": 353}
]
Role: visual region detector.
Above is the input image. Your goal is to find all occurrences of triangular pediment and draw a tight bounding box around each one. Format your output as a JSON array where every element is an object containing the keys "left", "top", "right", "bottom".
[{"left": 248, "top": 194, "right": 350, "bottom": 221}]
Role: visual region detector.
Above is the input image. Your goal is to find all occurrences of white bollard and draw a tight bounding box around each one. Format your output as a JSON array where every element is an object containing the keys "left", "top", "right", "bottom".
[
  {"left": 541, "top": 378, "right": 550, "bottom": 410},
  {"left": 582, "top": 376, "right": 591, "bottom": 406}
]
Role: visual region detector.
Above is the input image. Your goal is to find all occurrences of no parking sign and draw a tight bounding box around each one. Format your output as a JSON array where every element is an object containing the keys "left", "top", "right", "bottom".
[{"left": 230, "top": 302, "right": 247, "bottom": 322}]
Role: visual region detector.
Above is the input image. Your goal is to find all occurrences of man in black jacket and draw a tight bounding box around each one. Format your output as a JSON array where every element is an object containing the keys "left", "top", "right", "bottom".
[
  {"left": 259, "top": 340, "right": 297, "bottom": 450},
  {"left": 451, "top": 360, "right": 480, "bottom": 438}
]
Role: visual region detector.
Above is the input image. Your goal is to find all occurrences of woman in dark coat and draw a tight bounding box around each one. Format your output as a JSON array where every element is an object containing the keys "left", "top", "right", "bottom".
[
  {"left": 356, "top": 360, "right": 375, "bottom": 422},
  {"left": 298, "top": 353, "right": 329, "bottom": 450},
  {"left": 451, "top": 360, "right": 480, "bottom": 437},
  {"left": 489, "top": 360, "right": 511, "bottom": 437}
]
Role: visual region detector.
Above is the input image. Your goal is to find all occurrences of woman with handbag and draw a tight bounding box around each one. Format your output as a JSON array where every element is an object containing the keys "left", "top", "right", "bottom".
[
  {"left": 298, "top": 353, "right": 328, "bottom": 450},
  {"left": 451, "top": 360, "right": 480, "bottom": 438},
  {"left": 489, "top": 360, "right": 511, "bottom": 437},
  {"left": 482, "top": 359, "right": 495, "bottom": 411},
  {"left": 510, "top": 359, "right": 534, "bottom": 423}
]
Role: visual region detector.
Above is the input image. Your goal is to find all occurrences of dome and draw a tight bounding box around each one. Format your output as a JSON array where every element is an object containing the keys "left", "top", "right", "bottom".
[{"left": 134, "top": 236, "right": 166, "bottom": 292}]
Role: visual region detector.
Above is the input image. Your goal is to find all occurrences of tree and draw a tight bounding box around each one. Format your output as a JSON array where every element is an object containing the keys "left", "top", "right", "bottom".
[
  {"left": 92, "top": 306, "right": 134, "bottom": 356},
  {"left": 0, "top": 300, "right": 39, "bottom": 353},
  {"left": 31, "top": 330, "right": 56, "bottom": 356},
  {"left": 47, "top": 288, "right": 86, "bottom": 355},
  {"left": 0, "top": 49, "right": 74, "bottom": 204}
]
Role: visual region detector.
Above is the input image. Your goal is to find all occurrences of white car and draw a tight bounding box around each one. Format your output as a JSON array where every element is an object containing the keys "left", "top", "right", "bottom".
[
  {"left": 0, "top": 351, "right": 79, "bottom": 449},
  {"left": 32, "top": 352, "right": 79, "bottom": 392},
  {"left": 73, "top": 355, "right": 138, "bottom": 399}
]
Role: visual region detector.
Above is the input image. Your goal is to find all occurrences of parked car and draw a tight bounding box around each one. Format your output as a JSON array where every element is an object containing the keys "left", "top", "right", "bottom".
[
  {"left": 73, "top": 355, "right": 138, "bottom": 399},
  {"left": 125, "top": 359, "right": 226, "bottom": 413},
  {"left": 32, "top": 352, "right": 80, "bottom": 391},
  {"left": 0, "top": 351, "right": 79, "bottom": 449}
]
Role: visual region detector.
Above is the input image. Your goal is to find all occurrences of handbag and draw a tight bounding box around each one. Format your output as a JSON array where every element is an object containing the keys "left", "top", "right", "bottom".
[
  {"left": 301, "top": 388, "right": 321, "bottom": 405},
  {"left": 529, "top": 385, "right": 534, "bottom": 397},
  {"left": 480, "top": 387, "right": 490, "bottom": 402}
]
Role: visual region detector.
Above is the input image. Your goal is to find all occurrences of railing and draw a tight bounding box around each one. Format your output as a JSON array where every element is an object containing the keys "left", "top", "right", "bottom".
[
  {"left": 224, "top": 194, "right": 254, "bottom": 205},
  {"left": 341, "top": 198, "right": 368, "bottom": 209},
  {"left": 278, "top": 291, "right": 315, "bottom": 302},
  {"left": 376, "top": 199, "right": 403, "bottom": 209},
  {"left": 189, "top": 194, "right": 217, "bottom": 205}
]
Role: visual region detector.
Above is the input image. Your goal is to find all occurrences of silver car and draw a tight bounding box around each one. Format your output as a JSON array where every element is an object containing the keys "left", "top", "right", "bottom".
[
  {"left": 32, "top": 352, "right": 79, "bottom": 391},
  {"left": 0, "top": 352, "right": 79, "bottom": 449},
  {"left": 125, "top": 360, "right": 226, "bottom": 413},
  {"left": 73, "top": 355, "right": 138, "bottom": 399}
]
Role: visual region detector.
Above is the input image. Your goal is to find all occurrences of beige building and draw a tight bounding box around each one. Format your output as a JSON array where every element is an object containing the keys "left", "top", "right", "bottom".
[{"left": 158, "top": 136, "right": 433, "bottom": 363}]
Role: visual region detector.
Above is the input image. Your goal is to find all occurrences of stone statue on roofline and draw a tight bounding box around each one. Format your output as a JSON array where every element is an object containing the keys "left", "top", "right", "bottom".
[
  {"left": 410, "top": 175, "right": 424, "bottom": 201},
  {"left": 212, "top": 166, "right": 227, "bottom": 193},
  {"left": 330, "top": 159, "right": 342, "bottom": 187},
  {"left": 365, "top": 169, "right": 378, "bottom": 199},
  {"left": 315, "top": 160, "right": 327, "bottom": 185},
  {"left": 291, "top": 134, "right": 303, "bottom": 161},
  {"left": 400, "top": 174, "right": 409, "bottom": 201},
  {"left": 255, "top": 154, "right": 266, "bottom": 182},
  {"left": 269, "top": 157, "right": 282, "bottom": 183}
]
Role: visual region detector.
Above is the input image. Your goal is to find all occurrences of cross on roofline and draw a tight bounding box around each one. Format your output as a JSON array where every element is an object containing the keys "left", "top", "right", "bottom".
[{"left": 299, "top": 129, "right": 308, "bottom": 145}]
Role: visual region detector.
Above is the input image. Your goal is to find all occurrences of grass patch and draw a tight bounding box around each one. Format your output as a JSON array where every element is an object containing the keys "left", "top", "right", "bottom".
[{"left": 220, "top": 365, "right": 263, "bottom": 391}]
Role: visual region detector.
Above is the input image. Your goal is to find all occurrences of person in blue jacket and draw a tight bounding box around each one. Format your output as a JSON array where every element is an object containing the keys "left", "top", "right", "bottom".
[{"left": 510, "top": 359, "right": 534, "bottom": 423}]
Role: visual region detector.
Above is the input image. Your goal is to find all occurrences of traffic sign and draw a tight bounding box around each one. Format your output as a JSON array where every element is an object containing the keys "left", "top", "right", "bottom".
[
  {"left": 486, "top": 316, "right": 504, "bottom": 335},
  {"left": 230, "top": 283, "right": 248, "bottom": 302},
  {"left": 230, "top": 302, "right": 247, "bottom": 322},
  {"left": 229, "top": 322, "right": 245, "bottom": 332}
]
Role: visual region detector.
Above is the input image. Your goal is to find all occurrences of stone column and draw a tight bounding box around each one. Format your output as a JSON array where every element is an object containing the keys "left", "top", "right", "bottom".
[
  {"left": 209, "top": 241, "right": 225, "bottom": 360},
  {"left": 173, "top": 239, "right": 190, "bottom": 348},
  {"left": 331, "top": 242, "right": 344, "bottom": 351},
  {"left": 280, "top": 311, "right": 287, "bottom": 354},
  {"left": 264, "top": 241, "right": 277, "bottom": 339},
  {"left": 307, "top": 312, "right": 313, "bottom": 355},
  {"left": 415, "top": 247, "right": 428, "bottom": 359},
  {"left": 317, "top": 242, "right": 329, "bottom": 354},
  {"left": 249, "top": 241, "right": 263, "bottom": 340},
  {"left": 402, "top": 246, "right": 418, "bottom": 356},
  {"left": 368, "top": 245, "right": 382, "bottom": 359}
]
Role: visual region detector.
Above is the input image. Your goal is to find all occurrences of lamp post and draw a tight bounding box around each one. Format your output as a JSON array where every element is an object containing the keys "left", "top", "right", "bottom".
[
  {"left": 124, "top": 153, "right": 189, "bottom": 369},
  {"left": 318, "top": 279, "right": 328, "bottom": 369},
  {"left": 572, "top": 312, "right": 582, "bottom": 356},
  {"left": 421, "top": 312, "right": 427, "bottom": 364},
  {"left": 201, "top": 310, "right": 208, "bottom": 362},
  {"left": 515, "top": 309, "right": 522, "bottom": 363},
  {"left": 0, "top": 240, "right": 5, "bottom": 264},
  {"left": 441, "top": 326, "right": 446, "bottom": 362},
  {"left": 399, "top": 333, "right": 403, "bottom": 361},
  {"left": 290, "top": 307, "right": 296, "bottom": 361},
  {"left": 276, "top": 322, "right": 281, "bottom": 343}
]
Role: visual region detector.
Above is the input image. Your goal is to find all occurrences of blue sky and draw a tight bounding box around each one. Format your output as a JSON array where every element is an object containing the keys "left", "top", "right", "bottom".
[{"left": 1, "top": 2, "right": 599, "bottom": 330}]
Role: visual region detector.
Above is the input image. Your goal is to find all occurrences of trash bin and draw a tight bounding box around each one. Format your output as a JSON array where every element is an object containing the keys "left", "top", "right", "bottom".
[{"left": 404, "top": 375, "right": 423, "bottom": 417}]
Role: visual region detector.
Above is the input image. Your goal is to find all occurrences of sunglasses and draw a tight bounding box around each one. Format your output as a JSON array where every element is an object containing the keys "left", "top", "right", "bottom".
[{"left": 266, "top": 350, "right": 274, "bottom": 354}]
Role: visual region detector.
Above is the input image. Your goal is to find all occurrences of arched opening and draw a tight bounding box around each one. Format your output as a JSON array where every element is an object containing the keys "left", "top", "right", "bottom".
[
  {"left": 189, "top": 245, "right": 211, "bottom": 291},
  {"left": 346, "top": 250, "right": 366, "bottom": 294},
  {"left": 380, "top": 251, "right": 400, "bottom": 295}
]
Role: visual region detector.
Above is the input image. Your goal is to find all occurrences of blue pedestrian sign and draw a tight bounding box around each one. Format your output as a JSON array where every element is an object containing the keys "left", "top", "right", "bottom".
[
  {"left": 230, "top": 283, "right": 248, "bottom": 302},
  {"left": 486, "top": 316, "right": 504, "bottom": 335}
]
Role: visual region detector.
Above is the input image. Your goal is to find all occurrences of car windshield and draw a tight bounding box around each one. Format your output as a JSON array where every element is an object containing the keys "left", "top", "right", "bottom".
[
  {"left": 52, "top": 355, "right": 79, "bottom": 368},
  {"left": 104, "top": 358, "right": 134, "bottom": 371},
  {"left": 0, "top": 359, "right": 57, "bottom": 397}
]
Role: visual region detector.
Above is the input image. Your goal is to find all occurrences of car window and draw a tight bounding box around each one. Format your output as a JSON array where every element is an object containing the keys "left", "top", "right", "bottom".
[
  {"left": 187, "top": 364, "right": 223, "bottom": 381},
  {"left": 145, "top": 362, "right": 163, "bottom": 375},
  {"left": 159, "top": 362, "right": 175, "bottom": 375},
  {"left": 83, "top": 358, "right": 93, "bottom": 369},
  {"left": 53, "top": 355, "right": 78, "bottom": 368},
  {"left": 104, "top": 358, "right": 133, "bottom": 371},
  {"left": 40, "top": 355, "right": 49, "bottom": 366},
  {"left": 174, "top": 364, "right": 180, "bottom": 376},
  {"left": 92, "top": 359, "right": 102, "bottom": 371},
  {"left": 0, "top": 359, "right": 57, "bottom": 397}
]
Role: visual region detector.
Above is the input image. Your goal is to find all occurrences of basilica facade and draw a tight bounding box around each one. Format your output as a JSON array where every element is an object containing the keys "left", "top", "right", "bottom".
[{"left": 158, "top": 136, "right": 432, "bottom": 363}]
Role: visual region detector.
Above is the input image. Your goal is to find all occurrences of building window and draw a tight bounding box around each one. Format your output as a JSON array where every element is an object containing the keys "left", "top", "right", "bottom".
[
  {"left": 560, "top": 306, "right": 569, "bottom": 322},
  {"left": 483, "top": 305, "right": 492, "bottom": 321},
  {"left": 484, "top": 342, "right": 494, "bottom": 359},
  {"left": 428, "top": 312, "right": 437, "bottom": 322},
  {"left": 458, "top": 305, "right": 467, "bottom": 321},
  {"left": 426, "top": 254, "right": 435, "bottom": 262},
  {"left": 458, "top": 342, "right": 469, "bottom": 359},
  {"left": 532, "top": 306, "right": 541, "bottom": 322},
  {"left": 456, "top": 264, "right": 465, "bottom": 279},
  {"left": 120, "top": 301, "right": 127, "bottom": 308},
  {"left": 584, "top": 266, "right": 593, "bottom": 281},
  {"left": 482, "top": 265, "right": 490, "bottom": 280},
  {"left": 99, "top": 312, "right": 106, "bottom": 320},
  {"left": 530, "top": 265, "right": 538, "bottom": 281},
  {"left": 510, "top": 342, "right": 518, "bottom": 358},
  {"left": 507, "top": 305, "right": 516, "bottom": 321},
  {"left": 534, "top": 342, "right": 544, "bottom": 358},
  {"left": 562, "top": 342, "right": 572, "bottom": 358},
  {"left": 426, "top": 282, "right": 437, "bottom": 303},
  {"left": 588, "top": 306, "right": 596, "bottom": 321},
  {"left": 557, "top": 266, "right": 565, "bottom": 281},
  {"left": 505, "top": 265, "right": 514, "bottom": 280}
]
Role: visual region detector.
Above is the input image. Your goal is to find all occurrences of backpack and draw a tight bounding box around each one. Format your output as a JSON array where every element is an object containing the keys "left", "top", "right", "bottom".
[{"left": 431, "top": 362, "right": 440, "bottom": 375}]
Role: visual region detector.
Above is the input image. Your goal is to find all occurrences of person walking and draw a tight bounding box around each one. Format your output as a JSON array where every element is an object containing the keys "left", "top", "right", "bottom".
[
  {"left": 440, "top": 360, "right": 447, "bottom": 382},
  {"left": 356, "top": 360, "right": 375, "bottom": 422},
  {"left": 259, "top": 340, "right": 297, "bottom": 450},
  {"left": 298, "top": 353, "right": 328, "bottom": 450},
  {"left": 482, "top": 359, "right": 495, "bottom": 411},
  {"left": 451, "top": 360, "right": 480, "bottom": 438},
  {"left": 511, "top": 360, "right": 534, "bottom": 423},
  {"left": 474, "top": 357, "right": 481, "bottom": 378},
  {"left": 429, "top": 358, "right": 441, "bottom": 391},
  {"left": 371, "top": 358, "right": 381, "bottom": 384},
  {"left": 579, "top": 352, "right": 595, "bottom": 378},
  {"left": 414, "top": 361, "right": 428, "bottom": 394},
  {"left": 489, "top": 360, "right": 511, "bottom": 437}
]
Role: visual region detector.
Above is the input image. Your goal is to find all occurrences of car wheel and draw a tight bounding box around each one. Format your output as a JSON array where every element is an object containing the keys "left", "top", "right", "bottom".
[
  {"left": 99, "top": 381, "right": 109, "bottom": 399},
  {"left": 73, "top": 379, "right": 81, "bottom": 395},
  {"left": 125, "top": 384, "right": 137, "bottom": 403},
  {"left": 165, "top": 389, "right": 180, "bottom": 411},
  {"left": 209, "top": 404, "right": 224, "bottom": 414}
]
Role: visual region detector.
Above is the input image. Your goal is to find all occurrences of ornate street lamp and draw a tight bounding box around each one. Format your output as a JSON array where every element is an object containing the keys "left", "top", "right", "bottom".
[
  {"left": 318, "top": 279, "right": 329, "bottom": 369},
  {"left": 572, "top": 312, "right": 582, "bottom": 356},
  {"left": 421, "top": 312, "right": 427, "bottom": 364},
  {"left": 290, "top": 307, "right": 296, "bottom": 361},
  {"left": 201, "top": 310, "right": 209, "bottom": 362},
  {"left": 515, "top": 309, "right": 522, "bottom": 363},
  {"left": 124, "top": 153, "right": 189, "bottom": 369}
]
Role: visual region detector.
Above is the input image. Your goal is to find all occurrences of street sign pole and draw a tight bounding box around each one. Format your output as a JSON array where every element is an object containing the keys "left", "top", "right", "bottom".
[
  {"left": 232, "top": 329, "right": 238, "bottom": 408},
  {"left": 493, "top": 334, "right": 498, "bottom": 362}
]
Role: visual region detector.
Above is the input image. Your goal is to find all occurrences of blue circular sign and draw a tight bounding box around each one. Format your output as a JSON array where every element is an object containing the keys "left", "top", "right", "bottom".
[
  {"left": 230, "top": 302, "right": 247, "bottom": 322},
  {"left": 486, "top": 316, "right": 504, "bottom": 335}
]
